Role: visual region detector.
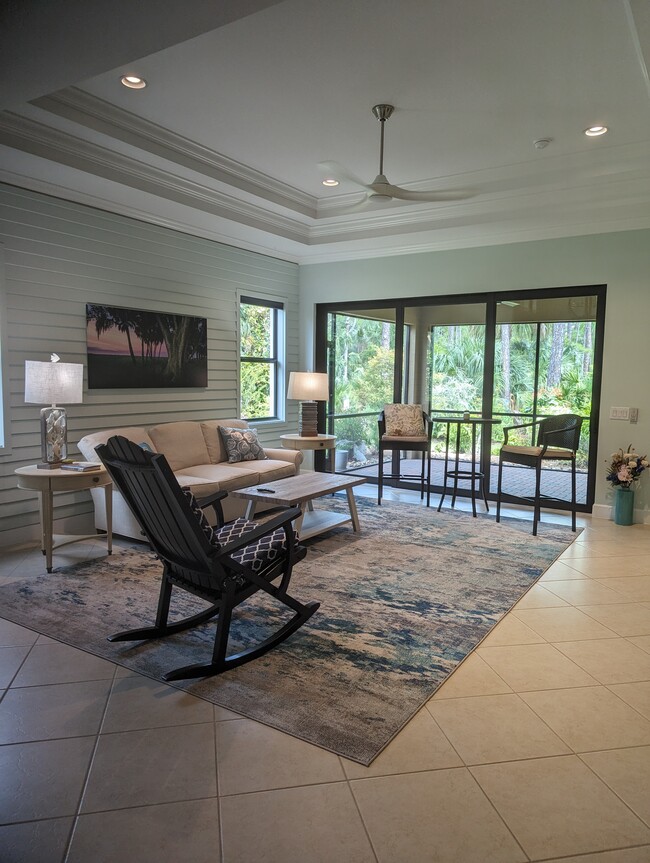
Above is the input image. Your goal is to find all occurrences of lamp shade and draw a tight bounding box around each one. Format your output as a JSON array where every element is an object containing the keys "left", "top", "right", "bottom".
[
  {"left": 25, "top": 360, "right": 84, "bottom": 405},
  {"left": 287, "top": 371, "right": 329, "bottom": 402}
]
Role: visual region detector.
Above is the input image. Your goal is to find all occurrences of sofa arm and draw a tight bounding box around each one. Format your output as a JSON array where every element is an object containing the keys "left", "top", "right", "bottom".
[{"left": 264, "top": 447, "right": 303, "bottom": 468}]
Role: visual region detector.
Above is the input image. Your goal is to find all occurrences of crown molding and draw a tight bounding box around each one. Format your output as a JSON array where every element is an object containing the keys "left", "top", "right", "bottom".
[
  {"left": 33, "top": 88, "right": 318, "bottom": 217},
  {"left": 0, "top": 111, "right": 311, "bottom": 243},
  {"left": 2, "top": 107, "right": 650, "bottom": 263},
  {"left": 2, "top": 161, "right": 649, "bottom": 269}
]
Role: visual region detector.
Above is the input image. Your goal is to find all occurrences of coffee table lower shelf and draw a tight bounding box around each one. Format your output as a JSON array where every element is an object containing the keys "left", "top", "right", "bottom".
[
  {"left": 230, "top": 472, "right": 367, "bottom": 541},
  {"left": 296, "top": 508, "right": 356, "bottom": 540}
]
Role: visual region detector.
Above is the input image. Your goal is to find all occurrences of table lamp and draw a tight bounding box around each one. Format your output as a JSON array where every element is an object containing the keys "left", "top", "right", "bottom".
[
  {"left": 25, "top": 354, "right": 84, "bottom": 468},
  {"left": 287, "top": 371, "right": 329, "bottom": 437}
]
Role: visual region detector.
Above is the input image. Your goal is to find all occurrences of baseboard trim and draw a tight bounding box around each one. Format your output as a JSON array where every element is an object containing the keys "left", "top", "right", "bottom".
[{"left": 592, "top": 502, "right": 650, "bottom": 525}]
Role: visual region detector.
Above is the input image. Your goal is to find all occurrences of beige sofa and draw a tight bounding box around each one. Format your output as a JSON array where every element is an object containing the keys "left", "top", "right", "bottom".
[{"left": 77, "top": 419, "right": 302, "bottom": 540}]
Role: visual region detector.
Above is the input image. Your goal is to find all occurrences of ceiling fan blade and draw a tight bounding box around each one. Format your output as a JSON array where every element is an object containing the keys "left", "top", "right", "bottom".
[
  {"left": 318, "top": 161, "right": 372, "bottom": 191},
  {"left": 324, "top": 195, "right": 399, "bottom": 216},
  {"left": 381, "top": 184, "right": 475, "bottom": 202}
]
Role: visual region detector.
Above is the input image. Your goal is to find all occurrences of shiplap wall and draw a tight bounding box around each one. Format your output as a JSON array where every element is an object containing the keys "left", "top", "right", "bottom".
[{"left": 0, "top": 183, "right": 300, "bottom": 545}]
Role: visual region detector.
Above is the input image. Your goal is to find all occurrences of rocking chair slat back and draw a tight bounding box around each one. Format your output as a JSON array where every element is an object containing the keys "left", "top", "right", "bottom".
[{"left": 96, "top": 436, "right": 214, "bottom": 577}]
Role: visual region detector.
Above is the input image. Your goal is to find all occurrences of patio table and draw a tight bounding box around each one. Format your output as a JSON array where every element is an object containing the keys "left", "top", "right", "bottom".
[{"left": 430, "top": 416, "right": 501, "bottom": 517}]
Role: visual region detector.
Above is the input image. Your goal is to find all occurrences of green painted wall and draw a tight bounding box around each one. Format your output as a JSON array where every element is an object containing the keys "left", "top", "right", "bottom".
[{"left": 300, "top": 229, "right": 650, "bottom": 516}]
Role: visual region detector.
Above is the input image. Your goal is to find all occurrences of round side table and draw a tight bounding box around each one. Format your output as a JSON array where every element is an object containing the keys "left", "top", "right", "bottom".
[
  {"left": 15, "top": 465, "right": 113, "bottom": 572},
  {"left": 280, "top": 433, "right": 337, "bottom": 473}
]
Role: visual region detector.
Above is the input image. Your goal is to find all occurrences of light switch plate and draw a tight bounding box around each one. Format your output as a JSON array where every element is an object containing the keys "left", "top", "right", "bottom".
[
  {"left": 629, "top": 407, "right": 639, "bottom": 423},
  {"left": 610, "top": 407, "right": 630, "bottom": 420}
]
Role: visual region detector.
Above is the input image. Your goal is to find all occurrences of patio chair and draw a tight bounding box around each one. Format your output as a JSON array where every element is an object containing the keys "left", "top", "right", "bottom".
[
  {"left": 95, "top": 435, "right": 318, "bottom": 681},
  {"left": 495, "top": 414, "right": 583, "bottom": 536},
  {"left": 378, "top": 404, "right": 432, "bottom": 506}
]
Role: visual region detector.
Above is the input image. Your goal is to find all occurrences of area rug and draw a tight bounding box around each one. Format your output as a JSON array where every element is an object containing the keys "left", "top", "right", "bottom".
[{"left": 0, "top": 498, "right": 579, "bottom": 764}]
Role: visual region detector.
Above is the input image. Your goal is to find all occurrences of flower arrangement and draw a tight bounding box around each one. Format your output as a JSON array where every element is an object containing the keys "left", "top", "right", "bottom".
[{"left": 606, "top": 445, "right": 649, "bottom": 488}]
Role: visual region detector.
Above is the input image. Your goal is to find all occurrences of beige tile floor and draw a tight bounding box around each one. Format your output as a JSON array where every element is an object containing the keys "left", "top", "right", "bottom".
[{"left": 1, "top": 490, "right": 650, "bottom": 862}]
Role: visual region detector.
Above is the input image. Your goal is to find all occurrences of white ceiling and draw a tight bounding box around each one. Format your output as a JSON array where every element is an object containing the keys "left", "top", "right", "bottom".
[{"left": 1, "top": 0, "right": 650, "bottom": 263}]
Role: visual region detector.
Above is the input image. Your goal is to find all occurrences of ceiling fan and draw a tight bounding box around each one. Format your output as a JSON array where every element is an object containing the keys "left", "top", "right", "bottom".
[{"left": 319, "top": 104, "right": 474, "bottom": 206}]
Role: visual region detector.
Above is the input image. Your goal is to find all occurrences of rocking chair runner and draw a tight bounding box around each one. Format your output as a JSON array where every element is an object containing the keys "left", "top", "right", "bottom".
[{"left": 95, "top": 435, "right": 319, "bottom": 681}]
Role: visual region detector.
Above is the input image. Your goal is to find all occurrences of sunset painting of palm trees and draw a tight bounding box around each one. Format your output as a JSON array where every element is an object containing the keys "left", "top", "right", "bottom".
[{"left": 86, "top": 304, "right": 207, "bottom": 388}]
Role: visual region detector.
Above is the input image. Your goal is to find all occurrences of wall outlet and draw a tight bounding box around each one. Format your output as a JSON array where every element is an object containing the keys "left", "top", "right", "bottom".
[
  {"left": 629, "top": 407, "right": 639, "bottom": 424},
  {"left": 610, "top": 407, "right": 630, "bottom": 420}
]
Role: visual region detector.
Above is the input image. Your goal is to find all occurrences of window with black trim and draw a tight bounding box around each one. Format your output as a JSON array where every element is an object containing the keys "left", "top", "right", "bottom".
[{"left": 239, "top": 296, "right": 283, "bottom": 420}]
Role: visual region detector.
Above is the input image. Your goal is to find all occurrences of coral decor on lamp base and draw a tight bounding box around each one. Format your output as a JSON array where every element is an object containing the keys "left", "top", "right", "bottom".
[{"left": 38, "top": 406, "right": 69, "bottom": 468}]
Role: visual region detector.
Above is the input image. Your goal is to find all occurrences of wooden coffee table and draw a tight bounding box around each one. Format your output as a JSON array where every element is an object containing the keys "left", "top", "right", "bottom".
[{"left": 230, "top": 473, "right": 367, "bottom": 540}]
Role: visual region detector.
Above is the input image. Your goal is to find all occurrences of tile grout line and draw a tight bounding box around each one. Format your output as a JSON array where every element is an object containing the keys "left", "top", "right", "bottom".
[{"left": 62, "top": 662, "right": 121, "bottom": 863}]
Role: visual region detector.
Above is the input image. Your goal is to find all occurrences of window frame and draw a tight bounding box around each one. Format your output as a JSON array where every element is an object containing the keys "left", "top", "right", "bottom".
[
  {"left": 239, "top": 294, "right": 285, "bottom": 422},
  {"left": 0, "top": 245, "right": 10, "bottom": 455}
]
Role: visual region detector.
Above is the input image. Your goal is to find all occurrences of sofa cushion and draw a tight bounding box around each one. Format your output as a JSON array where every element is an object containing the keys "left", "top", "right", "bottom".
[
  {"left": 235, "top": 459, "right": 296, "bottom": 483},
  {"left": 201, "top": 419, "right": 249, "bottom": 463},
  {"left": 148, "top": 422, "right": 210, "bottom": 472},
  {"left": 182, "top": 495, "right": 294, "bottom": 572},
  {"left": 176, "top": 464, "right": 261, "bottom": 493},
  {"left": 218, "top": 427, "right": 266, "bottom": 463},
  {"left": 77, "top": 427, "right": 155, "bottom": 463}
]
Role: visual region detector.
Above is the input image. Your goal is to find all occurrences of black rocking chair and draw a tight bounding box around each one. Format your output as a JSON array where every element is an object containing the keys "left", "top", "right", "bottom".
[{"left": 95, "top": 435, "right": 319, "bottom": 681}]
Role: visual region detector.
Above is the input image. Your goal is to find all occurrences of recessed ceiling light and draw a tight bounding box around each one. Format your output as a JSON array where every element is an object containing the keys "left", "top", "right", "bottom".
[
  {"left": 322, "top": 178, "right": 339, "bottom": 187},
  {"left": 584, "top": 125, "right": 607, "bottom": 137},
  {"left": 120, "top": 75, "right": 147, "bottom": 90}
]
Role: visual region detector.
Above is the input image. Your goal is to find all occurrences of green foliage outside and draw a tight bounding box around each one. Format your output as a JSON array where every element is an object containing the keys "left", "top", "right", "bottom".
[
  {"left": 327, "top": 312, "right": 595, "bottom": 471},
  {"left": 328, "top": 315, "right": 396, "bottom": 460}
]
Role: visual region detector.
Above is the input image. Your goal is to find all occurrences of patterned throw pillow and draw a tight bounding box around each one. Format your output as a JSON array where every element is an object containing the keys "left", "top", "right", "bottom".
[
  {"left": 384, "top": 403, "right": 425, "bottom": 436},
  {"left": 218, "top": 427, "right": 266, "bottom": 463}
]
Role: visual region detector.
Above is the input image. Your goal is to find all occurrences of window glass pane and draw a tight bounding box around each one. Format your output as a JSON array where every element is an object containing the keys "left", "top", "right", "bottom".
[
  {"left": 330, "top": 312, "right": 396, "bottom": 414},
  {"left": 239, "top": 298, "right": 282, "bottom": 420},
  {"left": 426, "top": 304, "right": 486, "bottom": 413},
  {"left": 493, "top": 322, "right": 537, "bottom": 421},
  {"left": 494, "top": 296, "right": 595, "bottom": 468},
  {"left": 326, "top": 310, "right": 396, "bottom": 469},
  {"left": 241, "top": 303, "right": 273, "bottom": 358},
  {"left": 240, "top": 362, "right": 273, "bottom": 419}
]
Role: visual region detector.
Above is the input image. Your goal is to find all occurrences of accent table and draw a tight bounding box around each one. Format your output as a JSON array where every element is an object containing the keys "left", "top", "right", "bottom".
[
  {"left": 280, "top": 433, "right": 337, "bottom": 473},
  {"left": 15, "top": 465, "right": 113, "bottom": 572},
  {"left": 429, "top": 417, "right": 501, "bottom": 517}
]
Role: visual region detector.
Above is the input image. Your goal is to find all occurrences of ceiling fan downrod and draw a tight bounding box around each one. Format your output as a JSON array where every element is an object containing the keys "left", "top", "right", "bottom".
[{"left": 372, "top": 104, "right": 394, "bottom": 178}]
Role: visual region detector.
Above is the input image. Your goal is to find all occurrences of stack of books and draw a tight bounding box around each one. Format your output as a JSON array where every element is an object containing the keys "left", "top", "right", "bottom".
[{"left": 60, "top": 461, "right": 103, "bottom": 472}]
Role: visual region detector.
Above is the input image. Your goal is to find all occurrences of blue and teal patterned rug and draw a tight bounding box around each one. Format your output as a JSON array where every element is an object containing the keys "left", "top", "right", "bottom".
[{"left": 0, "top": 498, "right": 579, "bottom": 764}]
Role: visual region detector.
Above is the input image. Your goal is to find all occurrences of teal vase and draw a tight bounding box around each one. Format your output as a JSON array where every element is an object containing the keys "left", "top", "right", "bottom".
[{"left": 614, "top": 486, "right": 635, "bottom": 525}]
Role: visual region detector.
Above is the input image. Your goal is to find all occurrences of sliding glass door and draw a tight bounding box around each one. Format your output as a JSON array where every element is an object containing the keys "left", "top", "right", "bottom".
[
  {"left": 315, "top": 286, "right": 605, "bottom": 511},
  {"left": 490, "top": 295, "right": 598, "bottom": 503}
]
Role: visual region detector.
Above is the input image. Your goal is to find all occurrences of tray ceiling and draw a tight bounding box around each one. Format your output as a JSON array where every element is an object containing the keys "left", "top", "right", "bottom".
[{"left": 1, "top": 0, "right": 650, "bottom": 263}]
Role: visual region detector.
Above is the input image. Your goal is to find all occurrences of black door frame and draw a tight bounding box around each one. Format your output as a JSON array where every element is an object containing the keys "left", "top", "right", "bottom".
[{"left": 314, "top": 284, "right": 606, "bottom": 512}]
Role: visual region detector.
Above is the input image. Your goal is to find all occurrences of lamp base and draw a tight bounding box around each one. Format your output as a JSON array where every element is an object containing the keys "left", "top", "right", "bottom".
[
  {"left": 298, "top": 401, "right": 319, "bottom": 437},
  {"left": 39, "top": 406, "right": 68, "bottom": 466}
]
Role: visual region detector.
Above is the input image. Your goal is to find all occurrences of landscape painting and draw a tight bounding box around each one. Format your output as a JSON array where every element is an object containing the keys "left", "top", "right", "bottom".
[{"left": 86, "top": 304, "right": 208, "bottom": 389}]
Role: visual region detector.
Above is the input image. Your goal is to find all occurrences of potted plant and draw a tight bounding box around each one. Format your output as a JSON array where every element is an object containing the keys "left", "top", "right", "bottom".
[
  {"left": 606, "top": 445, "right": 648, "bottom": 525},
  {"left": 335, "top": 440, "right": 353, "bottom": 471}
]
